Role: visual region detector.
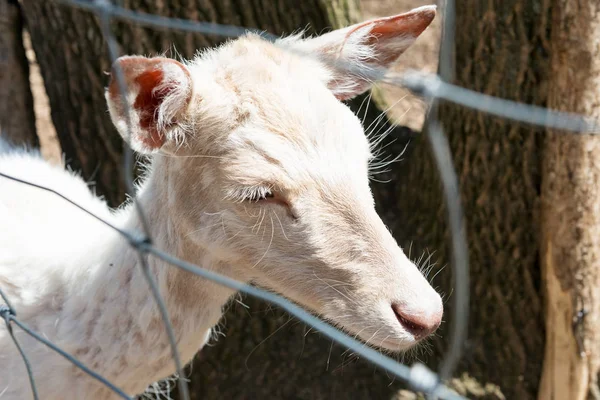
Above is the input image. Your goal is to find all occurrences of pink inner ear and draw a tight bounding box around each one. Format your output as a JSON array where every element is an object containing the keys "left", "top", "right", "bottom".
[
  {"left": 133, "top": 67, "right": 171, "bottom": 149},
  {"left": 346, "top": 7, "right": 436, "bottom": 65},
  {"left": 109, "top": 57, "right": 189, "bottom": 150},
  {"left": 368, "top": 9, "right": 435, "bottom": 38}
]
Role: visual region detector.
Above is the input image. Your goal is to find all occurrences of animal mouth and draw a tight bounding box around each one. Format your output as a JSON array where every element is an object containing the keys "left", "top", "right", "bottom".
[
  {"left": 395, "top": 313, "right": 423, "bottom": 334},
  {"left": 391, "top": 303, "right": 438, "bottom": 339}
]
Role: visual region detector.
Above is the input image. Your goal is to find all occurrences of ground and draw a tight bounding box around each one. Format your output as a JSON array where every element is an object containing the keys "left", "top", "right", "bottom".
[{"left": 25, "top": 0, "right": 440, "bottom": 161}]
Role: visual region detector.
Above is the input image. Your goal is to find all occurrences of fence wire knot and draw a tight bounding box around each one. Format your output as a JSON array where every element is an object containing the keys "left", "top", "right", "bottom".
[
  {"left": 409, "top": 363, "right": 440, "bottom": 394},
  {"left": 128, "top": 233, "right": 152, "bottom": 250},
  {"left": 401, "top": 70, "right": 443, "bottom": 98},
  {"left": 0, "top": 303, "right": 15, "bottom": 322}
]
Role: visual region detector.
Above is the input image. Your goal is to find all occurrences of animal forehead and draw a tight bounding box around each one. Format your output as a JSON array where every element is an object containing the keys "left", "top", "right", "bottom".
[
  {"left": 210, "top": 35, "right": 333, "bottom": 99},
  {"left": 209, "top": 35, "right": 372, "bottom": 178},
  {"left": 225, "top": 114, "right": 371, "bottom": 189},
  {"left": 227, "top": 34, "right": 330, "bottom": 77},
  {"left": 230, "top": 81, "right": 370, "bottom": 157},
  {"left": 206, "top": 35, "right": 366, "bottom": 138}
]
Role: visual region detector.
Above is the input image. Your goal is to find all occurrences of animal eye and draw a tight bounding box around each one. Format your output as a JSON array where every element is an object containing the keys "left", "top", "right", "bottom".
[{"left": 245, "top": 189, "right": 275, "bottom": 202}]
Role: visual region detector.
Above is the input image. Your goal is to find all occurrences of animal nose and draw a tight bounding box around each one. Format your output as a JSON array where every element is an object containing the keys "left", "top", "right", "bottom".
[{"left": 391, "top": 303, "right": 442, "bottom": 339}]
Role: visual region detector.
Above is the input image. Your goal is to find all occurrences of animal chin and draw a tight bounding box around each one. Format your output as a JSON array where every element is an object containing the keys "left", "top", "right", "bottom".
[
  {"left": 356, "top": 326, "right": 419, "bottom": 350},
  {"left": 327, "top": 314, "right": 416, "bottom": 352},
  {"left": 349, "top": 329, "right": 417, "bottom": 353}
]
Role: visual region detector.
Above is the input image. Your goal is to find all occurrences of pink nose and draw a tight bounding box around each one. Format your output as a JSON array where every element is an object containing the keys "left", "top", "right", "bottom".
[{"left": 391, "top": 303, "right": 442, "bottom": 339}]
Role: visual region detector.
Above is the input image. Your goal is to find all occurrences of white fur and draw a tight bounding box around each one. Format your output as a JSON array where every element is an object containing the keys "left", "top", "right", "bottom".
[{"left": 0, "top": 7, "right": 440, "bottom": 400}]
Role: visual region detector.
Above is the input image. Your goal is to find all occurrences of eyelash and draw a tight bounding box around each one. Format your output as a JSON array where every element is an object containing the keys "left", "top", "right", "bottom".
[
  {"left": 238, "top": 186, "right": 298, "bottom": 220},
  {"left": 234, "top": 186, "right": 275, "bottom": 203},
  {"left": 246, "top": 189, "right": 275, "bottom": 202}
]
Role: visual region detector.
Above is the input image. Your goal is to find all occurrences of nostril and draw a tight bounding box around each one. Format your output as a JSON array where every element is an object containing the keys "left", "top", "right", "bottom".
[
  {"left": 391, "top": 303, "right": 441, "bottom": 339},
  {"left": 395, "top": 312, "right": 426, "bottom": 337}
]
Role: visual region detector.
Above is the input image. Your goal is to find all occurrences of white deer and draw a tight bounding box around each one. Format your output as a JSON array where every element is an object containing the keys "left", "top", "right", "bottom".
[{"left": 0, "top": 6, "right": 441, "bottom": 400}]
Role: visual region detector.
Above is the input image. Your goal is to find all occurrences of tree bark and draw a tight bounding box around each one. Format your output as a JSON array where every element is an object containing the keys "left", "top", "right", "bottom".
[
  {"left": 539, "top": 1, "right": 600, "bottom": 399},
  {"left": 0, "top": 0, "right": 38, "bottom": 147}
]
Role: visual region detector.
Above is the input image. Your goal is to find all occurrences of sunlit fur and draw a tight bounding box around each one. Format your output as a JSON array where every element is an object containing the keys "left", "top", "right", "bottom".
[{"left": 0, "top": 6, "right": 440, "bottom": 400}]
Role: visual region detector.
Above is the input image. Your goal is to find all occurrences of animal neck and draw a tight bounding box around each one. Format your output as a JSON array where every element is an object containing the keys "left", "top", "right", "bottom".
[{"left": 64, "top": 156, "right": 241, "bottom": 395}]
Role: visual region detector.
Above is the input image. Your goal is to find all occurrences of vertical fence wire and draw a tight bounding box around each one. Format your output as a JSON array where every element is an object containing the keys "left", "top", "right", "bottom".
[
  {"left": 0, "top": 300, "right": 39, "bottom": 400},
  {"left": 1, "top": 0, "right": 598, "bottom": 399},
  {"left": 423, "top": 0, "right": 469, "bottom": 383}
]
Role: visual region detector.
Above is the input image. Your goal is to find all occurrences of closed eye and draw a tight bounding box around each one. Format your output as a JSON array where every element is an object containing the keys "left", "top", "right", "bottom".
[
  {"left": 240, "top": 186, "right": 275, "bottom": 203},
  {"left": 246, "top": 189, "right": 275, "bottom": 202},
  {"left": 240, "top": 186, "right": 297, "bottom": 220}
]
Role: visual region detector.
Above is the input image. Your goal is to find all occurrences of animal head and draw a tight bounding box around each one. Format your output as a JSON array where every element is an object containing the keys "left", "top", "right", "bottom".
[{"left": 106, "top": 6, "right": 442, "bottom": 352}]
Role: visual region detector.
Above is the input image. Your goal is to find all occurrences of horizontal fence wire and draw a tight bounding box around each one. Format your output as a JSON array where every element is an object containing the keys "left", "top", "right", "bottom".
[{"left": 2, "top": 0, "right": 600, "bottom": 400}]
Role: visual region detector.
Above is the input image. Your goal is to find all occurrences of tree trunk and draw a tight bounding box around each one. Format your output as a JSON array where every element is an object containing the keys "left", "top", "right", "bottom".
[
  {"left": 538, "top": 1, "right": 600, "bottom": 399},
  {"left": 0, "top": 0, "right": 38, "bottom": 147}
]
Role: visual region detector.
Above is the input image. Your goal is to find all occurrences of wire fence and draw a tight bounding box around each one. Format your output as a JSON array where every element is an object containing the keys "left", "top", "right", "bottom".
[{"left": 1, "top": 0, "right": 598, "bottom": 399}]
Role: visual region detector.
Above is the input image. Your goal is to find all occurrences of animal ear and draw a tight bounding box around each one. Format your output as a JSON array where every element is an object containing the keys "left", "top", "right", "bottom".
[
  {"left": 105, "top": 56, "right": 193, "bottom": 154},
  {"left": 296, "top": 5, "right": 436, "bottom": 101}
]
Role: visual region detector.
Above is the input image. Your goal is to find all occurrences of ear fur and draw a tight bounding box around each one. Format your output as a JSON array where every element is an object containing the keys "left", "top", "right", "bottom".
[
  {"left": 293, "top": 5, "right": 436, "bottom": 101},
  {"left": 106, "top": 56, "right": 193, "bottom": 154}
]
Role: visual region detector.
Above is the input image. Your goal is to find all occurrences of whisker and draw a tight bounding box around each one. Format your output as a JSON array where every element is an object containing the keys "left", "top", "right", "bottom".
[
  {"left": 244, "top": 317, "right": 292, "bottom": 370},
  {"left": 250, "top": 215, "right": 275, "bottom": 269},
  {"left": 158, "top": 153, "right": 230, "bottom": 160},
  {"left": 183, "top": 220, "right": 227, "bottom": 238},
  {"left": 311, "top": 272, "right": 354, "bottom": 303},
  {"left": 368, "top": 176, "right": 393, "bottom": 184},
  {"left": 326, "top": 340, "right": 335, "bottom": 371},
  {"left": 355, "top": 91, "right": 372, "bottom": 118},
  {"left": 430, "top": 264, "right": 448, "bottom": 282},
  {"left": 272, "top": 211, "right": 289, "bottom": 241},
  {"left": 360, "top": 92, "right": 373, "bottom": 127},
  {"left": 364, "top": 96, "right": 406, "bottom": 139}
]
